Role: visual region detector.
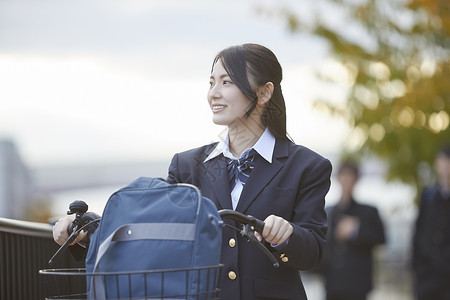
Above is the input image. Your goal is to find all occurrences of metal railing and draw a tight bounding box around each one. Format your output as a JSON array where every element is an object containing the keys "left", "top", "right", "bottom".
[{"left": 0, "top": 217, "right": 83, "bottom": 300}]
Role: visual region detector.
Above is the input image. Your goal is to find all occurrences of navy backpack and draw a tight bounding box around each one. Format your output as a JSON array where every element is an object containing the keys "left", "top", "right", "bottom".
[{"left": 85, "top": 177, "right": 222, "bottom": 299}]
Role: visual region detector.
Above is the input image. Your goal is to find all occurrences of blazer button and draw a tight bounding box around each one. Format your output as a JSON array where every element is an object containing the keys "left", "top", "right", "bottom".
[
  {"left": 282, "top": 256, "right": 289, "bottom": 263},
  {"left": 229, "top": 238, "right": 236, "bottom": 248},
  {"left": 228, "top": 271, "right": 237, "bottom": 280}
]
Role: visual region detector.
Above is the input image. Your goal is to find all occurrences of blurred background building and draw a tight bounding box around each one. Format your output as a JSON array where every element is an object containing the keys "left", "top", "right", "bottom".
[{"left": 0, "top": 139, "right": 34, "bottom": 220}]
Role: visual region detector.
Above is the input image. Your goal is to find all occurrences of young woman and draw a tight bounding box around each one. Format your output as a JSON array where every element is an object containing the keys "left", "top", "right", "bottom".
[
  {"left": 53, "top": 43, "right": 332, "bottom": 300},
  {"left": 165, "top": 43, "right": 332, "bottom": 299}
]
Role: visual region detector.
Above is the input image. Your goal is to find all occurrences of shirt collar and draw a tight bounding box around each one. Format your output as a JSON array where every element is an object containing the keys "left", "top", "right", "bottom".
[{"left": 204, "top": 127, "right": 275, "bottom": 163}]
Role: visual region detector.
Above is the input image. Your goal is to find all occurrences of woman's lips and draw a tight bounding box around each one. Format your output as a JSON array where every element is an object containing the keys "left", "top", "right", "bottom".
[{"left": 212, "top": 104, "right": 227, "bottom": 113}]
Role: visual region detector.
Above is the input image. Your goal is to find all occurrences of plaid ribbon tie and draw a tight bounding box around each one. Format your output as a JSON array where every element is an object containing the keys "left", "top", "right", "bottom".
[{"left": 227, "top": 149, "right": 257, "bottom": 190}]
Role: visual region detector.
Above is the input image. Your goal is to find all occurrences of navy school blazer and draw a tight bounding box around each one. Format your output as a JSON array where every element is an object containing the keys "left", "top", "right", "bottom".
[{"left": 166, "top": 138, "right": 332, "bottom": 300}]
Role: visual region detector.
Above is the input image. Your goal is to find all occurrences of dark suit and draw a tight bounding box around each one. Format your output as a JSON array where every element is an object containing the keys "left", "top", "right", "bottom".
[
  {"left": 412, "top": 186, "right": 450, "bottom": 300},
  {"left": 320, "top": 200, "right": 385, "bottom": 300},
  {"left": 166, "top": 139, "right": 332, "bottom": 300}
]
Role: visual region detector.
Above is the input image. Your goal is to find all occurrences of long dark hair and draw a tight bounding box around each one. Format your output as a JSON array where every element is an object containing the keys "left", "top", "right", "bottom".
[{"left": 212, "top": 44, "right": 289, "bottom": 141}]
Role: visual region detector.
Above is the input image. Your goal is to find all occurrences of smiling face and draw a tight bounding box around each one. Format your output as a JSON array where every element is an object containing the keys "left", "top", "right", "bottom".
[{"left": 207, "top": 59, "right": 258, "bottom": 128}]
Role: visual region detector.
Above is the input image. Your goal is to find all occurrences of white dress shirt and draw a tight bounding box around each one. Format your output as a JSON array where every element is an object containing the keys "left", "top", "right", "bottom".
[{"left": 204, "top": 127, "right": 275, "bottom": 210}]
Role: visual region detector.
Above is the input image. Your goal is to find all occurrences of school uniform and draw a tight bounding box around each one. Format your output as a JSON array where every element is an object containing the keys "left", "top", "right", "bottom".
[
  {"left": 166, "top": 129, "right": 332, "bottom": 300},
  {"left": 321, "top": 200, "right": 385, "bottom": 300},
  {"left": 413, "top": 186, "right": 450, "bottom": 300}
]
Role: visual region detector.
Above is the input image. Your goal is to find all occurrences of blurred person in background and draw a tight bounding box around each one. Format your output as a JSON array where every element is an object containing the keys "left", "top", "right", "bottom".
[
  {"left": 412, "top": 145, "right": 450, "bottom": 300},
  {"left": 318, "top": 161, "right": 385, "bottom": 300}
]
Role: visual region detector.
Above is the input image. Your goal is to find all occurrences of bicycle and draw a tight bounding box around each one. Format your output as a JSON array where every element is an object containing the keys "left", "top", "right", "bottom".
[{"left": 40, "top": 200, "right": 279, "bottom": 299}]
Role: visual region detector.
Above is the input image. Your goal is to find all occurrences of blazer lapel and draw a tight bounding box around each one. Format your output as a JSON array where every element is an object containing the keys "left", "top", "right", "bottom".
[
  {"left": 236, "top": 139, "right": 289, "bottom": 213},
  {"left": 204, "top": 154, "right": 233, "bottom": 210}
]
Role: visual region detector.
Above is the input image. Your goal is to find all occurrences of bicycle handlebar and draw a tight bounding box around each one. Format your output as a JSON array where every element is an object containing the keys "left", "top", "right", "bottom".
[
  {"left": 49, "top": 201, "right": 279, "bottom": 268},
  {"left": 218, "top": 209, "right": 265, "bottom": 233},
  {"left": 48, "top": 202, "right": 100, "bottom": 266},
  {"left": 218, "top": 209, "right": 279, "bottom": 268}
]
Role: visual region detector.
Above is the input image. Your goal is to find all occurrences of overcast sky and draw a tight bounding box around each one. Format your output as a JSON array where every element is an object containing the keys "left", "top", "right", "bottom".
[{"left": 0, "top": 0, "right": 350, "bottom": 167}]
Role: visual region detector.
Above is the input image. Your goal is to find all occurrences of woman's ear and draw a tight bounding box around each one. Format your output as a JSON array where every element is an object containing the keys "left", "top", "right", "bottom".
[{"left": 257, "top": 82, "right": 274, "bottom": 105}]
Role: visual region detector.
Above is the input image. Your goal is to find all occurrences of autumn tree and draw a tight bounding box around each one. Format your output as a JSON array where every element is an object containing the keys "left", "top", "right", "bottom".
[{"left": 265, "top": 0, "right": 450, "bottom": 198}]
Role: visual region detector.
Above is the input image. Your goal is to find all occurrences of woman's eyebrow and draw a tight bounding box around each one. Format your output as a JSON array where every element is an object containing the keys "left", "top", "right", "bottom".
[{"left": 210, "top": 74, "right": 230, "bottom": 80}]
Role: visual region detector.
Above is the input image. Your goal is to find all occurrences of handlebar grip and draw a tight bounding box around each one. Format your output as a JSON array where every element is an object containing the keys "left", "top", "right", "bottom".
[
  {"left": 248, "top": 216, "right": 264, "bottom": 234},
  {"left": 67, "top": 223, "right": 75, "bottom": 235},
  {"left": 218, "top": 209, "right": 265, "bottom": 233},
  {"left": 66, "top": 200, "right": 89, "bottom": 235},
  {"left": 67, "top": 211, "right": 100, "bottom": 235}
]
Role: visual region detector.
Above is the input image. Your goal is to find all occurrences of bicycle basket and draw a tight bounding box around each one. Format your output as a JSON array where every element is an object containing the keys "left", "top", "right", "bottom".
[{"left": 39, "top": 264, "right": 222, "bottom": 300}]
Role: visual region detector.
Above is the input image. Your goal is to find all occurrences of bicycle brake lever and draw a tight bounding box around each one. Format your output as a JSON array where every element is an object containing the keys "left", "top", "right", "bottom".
[
  {"left": 48, "top": 226, "right": 80, "bottom": 266},
  {"left": 240, "top": 224, "right": 280, "bottom": 268}
]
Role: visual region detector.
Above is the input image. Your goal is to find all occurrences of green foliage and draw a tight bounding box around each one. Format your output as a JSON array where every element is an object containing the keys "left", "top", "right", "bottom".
[{"left": 270, "top": 0, "right": 450, "bottom": 199}]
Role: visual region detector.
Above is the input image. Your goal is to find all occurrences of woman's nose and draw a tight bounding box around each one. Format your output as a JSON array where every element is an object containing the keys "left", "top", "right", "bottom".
[{"left": 208, "top": 85, "right": 221, "bottom": 100}]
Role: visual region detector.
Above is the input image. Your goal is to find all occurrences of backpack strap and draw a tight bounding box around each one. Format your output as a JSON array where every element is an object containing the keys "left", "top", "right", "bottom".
[{"left": 90, "top": 222, "right": 196, "bottom": 299}]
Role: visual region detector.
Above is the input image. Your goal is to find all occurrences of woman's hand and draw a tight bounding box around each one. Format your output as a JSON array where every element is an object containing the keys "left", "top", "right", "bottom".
[
  {"left": 254, "top": 214, "right": 293, "bottom": 245},
  {"left": 52, "top": 215, "right": 87, "bottom": 246}
]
